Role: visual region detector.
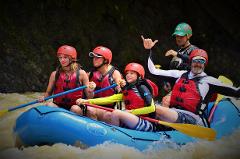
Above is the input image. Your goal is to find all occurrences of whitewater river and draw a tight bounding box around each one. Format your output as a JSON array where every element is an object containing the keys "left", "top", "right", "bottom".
[{"left": 0, "top": 92, "right": 239, "bottom": 159}]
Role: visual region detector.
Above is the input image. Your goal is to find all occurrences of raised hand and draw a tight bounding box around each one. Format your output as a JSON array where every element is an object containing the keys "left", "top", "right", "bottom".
[{"left": 141, "top": 35, "right": 158, "bottom": 49}]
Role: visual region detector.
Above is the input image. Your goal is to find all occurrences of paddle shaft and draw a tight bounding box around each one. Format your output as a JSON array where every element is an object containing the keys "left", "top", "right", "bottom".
[
  {"left": 8, "top": 83, "right": 118, "bottom": 112},
  {"left": 8, "top": 85, "right": 88, "bottom": 112},
  {"left": 208, "top": 94, "right": 224, "bottom": 123},
  {"left": 94, "top": 83, "right": 117, "bottom": 94}
]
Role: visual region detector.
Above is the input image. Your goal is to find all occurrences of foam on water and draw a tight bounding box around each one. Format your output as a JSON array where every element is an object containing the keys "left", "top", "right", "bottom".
[{"left": 0, "top": 93, "right": 240, "bottom": 159}]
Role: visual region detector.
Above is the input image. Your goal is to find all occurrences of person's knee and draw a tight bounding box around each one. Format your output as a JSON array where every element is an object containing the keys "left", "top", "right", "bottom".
[
  {"left": 161, "top": 95, "right": 171, "bottom": 107},
  {"left": 102, "top": 111, "right": 112, "bottom": 124},
  {"left": 45, "top": 102, "right": 56, "bottom": 107},
  {"left": 86, "top": 107, "right": 97, "bottom": 119},
  {"left": 70, "top": 105, "right": 82, "bottom": 115},
  {"left": 112, "top": 110, "right": 122, "bottom": 117},
  {"left": 155, "top": 105, "right": 163, "bottom": 114},
  {"left": 103, "top": 111, "right": 111, "bottom": 119}
]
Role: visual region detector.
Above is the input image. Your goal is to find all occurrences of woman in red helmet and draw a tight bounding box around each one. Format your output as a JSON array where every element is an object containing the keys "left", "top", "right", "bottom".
[
  {"left": 76, "top": 63, "right": 158, "bottom": 132},
  {"left": 39, "top": 45, "right": 95, "bottom": 110},
  {"left": 71, "top": 46, "right": 122, "bottom": 121},
  {"left": 147, "top": 48, "right": 240, "bottom": 127}
]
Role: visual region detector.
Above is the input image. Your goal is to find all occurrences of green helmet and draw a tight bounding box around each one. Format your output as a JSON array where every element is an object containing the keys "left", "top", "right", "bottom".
[{"left": 172, "top": 23, "right": 192, "bottom": 36}]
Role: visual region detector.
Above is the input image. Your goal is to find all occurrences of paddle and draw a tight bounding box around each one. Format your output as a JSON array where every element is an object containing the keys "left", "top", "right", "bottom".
[
  {"left": 0, "top": 85, "right": 87, "bottom": 117},
  {"left": 0, "top": 83, "right": 119, "bottom": 117},
  {"left": 94, "top": 83, "right": 117, "bottom": 94},
  {"left": 208, "top": 75, "right": 233, "bottom": 123},
  {"left": 0, "top": 83, "right": 118, "bottom": 117},
  {"left": 84, "top": 103, "right": 216, "bottom": 141}
]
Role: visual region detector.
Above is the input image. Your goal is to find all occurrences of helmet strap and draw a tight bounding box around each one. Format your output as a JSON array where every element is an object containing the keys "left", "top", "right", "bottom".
[
  {"left": 181, "top": 39, "right": 190, "bottom": 48},
  {"left": 94, "top": 60, "right": 107, "bottom": 69}
]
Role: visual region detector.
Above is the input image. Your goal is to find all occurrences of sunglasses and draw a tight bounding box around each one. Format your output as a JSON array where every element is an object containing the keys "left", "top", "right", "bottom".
[
  {"left": 89, "top": 52, "right": 103, "bottom": 58},
  {"left": 192, "top": 59, "right": 206, "bottom": 64}
]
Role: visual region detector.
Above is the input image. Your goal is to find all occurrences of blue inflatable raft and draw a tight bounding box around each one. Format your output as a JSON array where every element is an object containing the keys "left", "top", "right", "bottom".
[{"left": 14, "top": 99, "right": 240, "bottom": 151}]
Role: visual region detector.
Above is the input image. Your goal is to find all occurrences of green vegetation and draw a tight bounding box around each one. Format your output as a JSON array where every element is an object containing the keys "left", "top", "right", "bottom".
[{"left": 0, "top": 0, "right": 239, "bottom": 92}]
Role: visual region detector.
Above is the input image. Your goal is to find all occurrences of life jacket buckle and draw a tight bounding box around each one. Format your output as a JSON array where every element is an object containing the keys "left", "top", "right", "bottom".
[
  {"left": 179, "top": 86, "right": 186, "bottom": 92},
  {"left": 123, "top": 91, "right": 128, "bottom": 96},
  {"left": 64, "top": 79, "right": 70, "bottom": 83},
  {"left": 62, "top": 98, "right": 71, "bottom": 103},
  {"left": 124, "top": 100, "right": 130, "bottom": 105},
  {"left": 63, "top": 87, "right": 70, "bottom": 91},
  {"left": 176, "top": 97, "right": 183, "bottom": 102},
  {"left": 182, "top": 80, "right": 189, "bottom": 84}
]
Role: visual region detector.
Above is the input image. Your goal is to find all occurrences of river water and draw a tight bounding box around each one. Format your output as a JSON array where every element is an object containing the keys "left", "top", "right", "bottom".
[{"left": 0, "top": 92, "right": 239, "bottom": 159}]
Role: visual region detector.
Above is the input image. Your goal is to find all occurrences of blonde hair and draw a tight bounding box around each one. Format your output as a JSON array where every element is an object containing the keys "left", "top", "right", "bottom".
[
  {"left": 58, "top": 56, "right": 81, "bottom": 72},
  {"left": 71, "top": 62, "right": 80, "bottom": 71}
]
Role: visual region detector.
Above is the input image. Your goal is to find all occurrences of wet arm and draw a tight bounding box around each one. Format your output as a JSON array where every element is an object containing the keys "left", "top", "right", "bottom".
[
  {"left": 44, "top": 71, "right": 56, "bottom": 98},
  {"left": 81, "top": 70, "right": 94, "bottom": 99},
  {"left": 112, "top": 69, "right": 123, "bottom": 93}
]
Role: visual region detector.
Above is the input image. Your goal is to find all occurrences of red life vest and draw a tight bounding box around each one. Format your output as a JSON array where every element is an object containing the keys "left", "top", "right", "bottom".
[
  {"left": 170, "top": 72, "right": 204, "bottom": 114},
  {"left": 123, "top": 79, "right": 158, "bottom": 116},
  {"left": 123, "top": 87, "right": 145, "bottom": 110},
  {"left": 90, "top": 67, "right": 119, "bottom": 108},
  {"left": 90, "top": 67, "right": 118, "bottom": 98},
  {"left": 53, "top": 70, "right": 83, "bottom": 107}
]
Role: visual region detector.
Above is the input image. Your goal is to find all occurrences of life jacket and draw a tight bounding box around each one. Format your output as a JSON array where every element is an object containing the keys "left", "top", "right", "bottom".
[
  {"left": 89, "top": 66, "right": 120, "bottom": 108},
  {"left": 178, "top": 44, "right": 198, "bottom": 58},
  {"left": 175, "top": 45, "right": 198, "bottom": 70},
  {"left": 123, "top": 87, "right": 145, "bottom": 110},
  {"left": 123, "top": 79, "right": 158, "bottom": 113},
  {"left": 170, "top": 72, "right": 205, "bottom": 114},
  {"left": 90, "top": 66, "right": 118, "bottom": 97},
  {"left": 53, "top": 69, "right": 83, "bottom": 107}
]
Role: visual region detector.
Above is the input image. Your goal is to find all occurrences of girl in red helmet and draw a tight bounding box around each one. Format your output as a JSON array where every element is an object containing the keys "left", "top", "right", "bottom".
[
  {"left": 71, "top": 46, "right": 122, "bottom": 122},
  {"left": 76, "top": 63, "right": 158, "bottom": 132},
  {"left": 147, "top": 48, "right": 240, "bottom": 127},
  {"left": 38, "top": 45, "right": 96, "bottom": 110}
]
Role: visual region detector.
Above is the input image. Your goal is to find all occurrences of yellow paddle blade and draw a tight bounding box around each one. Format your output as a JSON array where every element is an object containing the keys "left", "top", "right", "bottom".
[
  {"left": 215, "top": 94, "right": 224, "bottom": 104},
  {"left": 158, "top": 120, "right": 216, "bottom": 141},
  {"left": 0, "top": 109, "right": 8, "bottom": 117},
  {"left": 155, "top": 64, "right": 161, "bottom": 69},
  {"left": 218, "top": 75, "right": 233, "bottom": 86},
  {"left": 215, "top": 75, "right": 233, "bottom": 103}
]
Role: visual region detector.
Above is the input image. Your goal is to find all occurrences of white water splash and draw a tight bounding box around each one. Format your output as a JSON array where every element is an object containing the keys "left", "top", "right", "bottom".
[{"left": 0, "top": 93, "right": 240, "bottom": 159}]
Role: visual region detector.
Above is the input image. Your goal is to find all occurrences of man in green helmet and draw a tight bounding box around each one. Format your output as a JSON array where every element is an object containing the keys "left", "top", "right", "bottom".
[
  {"left": 141, "top": 22, "right": 199, "bottom": 70},
  {"left": 141, "top": 22, "right": 200, "bottom": 103}
]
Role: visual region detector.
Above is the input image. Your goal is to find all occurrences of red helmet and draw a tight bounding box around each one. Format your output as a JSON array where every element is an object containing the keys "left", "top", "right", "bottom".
[
  {"left": 189, "top": 49, "right": 208, "bottom": 65},
  {"left": 91, "top": 46, "right": 112, "bottom": 64},
  {"left": 124, "top": 63, "right": 145, "bottom": 78},
  {"left": 57, "top": 45, "right": 77, "bottom": 59}
]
